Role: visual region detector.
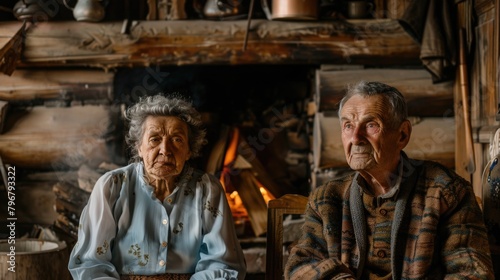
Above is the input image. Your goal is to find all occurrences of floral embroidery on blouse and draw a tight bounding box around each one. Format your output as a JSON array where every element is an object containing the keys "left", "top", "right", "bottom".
[
  {"left": 96, "top": 240, "right": 109, "bottom": 255},
  {"left": 184, "top": 187, "right": 194, "bottom": 196},
  {"left": 128, "top": 244, "right": 149, "bottom": 266},
  {"left": 204, "top": 201, "right": 222, "bottom": 218},
  {"left": 173, "top": 222, "right": 184, "bottom": 234}
]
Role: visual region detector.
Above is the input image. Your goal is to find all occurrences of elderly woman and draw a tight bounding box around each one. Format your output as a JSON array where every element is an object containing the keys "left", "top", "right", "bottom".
[{"left": 68, "top": 95, "right": 246, "bottom": 280}]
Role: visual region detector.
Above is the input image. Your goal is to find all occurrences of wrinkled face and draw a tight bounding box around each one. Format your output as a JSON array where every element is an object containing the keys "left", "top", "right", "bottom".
[
  {"left": 138, "top": 115, "right": 192, "bottom": 182},
  {"left": 340, "top": 94, "right": 410, "bottom": 174}
]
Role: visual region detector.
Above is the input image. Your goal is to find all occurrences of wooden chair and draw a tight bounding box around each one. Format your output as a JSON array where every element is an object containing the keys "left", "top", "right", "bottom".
[{"left": 265, "top": 194, "right": 308, "bottom": 280}]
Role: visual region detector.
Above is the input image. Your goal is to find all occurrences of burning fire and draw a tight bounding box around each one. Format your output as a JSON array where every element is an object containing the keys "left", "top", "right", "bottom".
[{"left": 219, "top": 127, "right": 275, "bottom": 220}]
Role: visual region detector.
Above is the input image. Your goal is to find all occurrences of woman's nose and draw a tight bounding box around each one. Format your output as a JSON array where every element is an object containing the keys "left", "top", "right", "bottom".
[{"left": 159, "top": 139, "right": 172, "bottom": 156}]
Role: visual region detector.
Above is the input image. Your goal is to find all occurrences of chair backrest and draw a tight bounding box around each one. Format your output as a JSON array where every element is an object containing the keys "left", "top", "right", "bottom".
[{"left": 265, "top": 194, "right": 308, "bottom": 280}]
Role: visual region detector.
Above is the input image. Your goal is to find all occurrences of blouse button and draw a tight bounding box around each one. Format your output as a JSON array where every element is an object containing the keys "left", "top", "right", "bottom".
[
  {"left": 161, "top": 241, "right": 168, "bottom": 247},
  {"left": 379, "top": 209, "right": 388, "bottom": 216},
  {"left": 159, "top": 260, "right": 165, "bottom": 266},
  {"left": 162, "top": 219, "right": 168, "bottom": 225},
  {"left": 377, "top": 250, "right": 387, "bottom": 258},
  {"left": 167, "top": 198, "right": 173, "bottom": 203}
]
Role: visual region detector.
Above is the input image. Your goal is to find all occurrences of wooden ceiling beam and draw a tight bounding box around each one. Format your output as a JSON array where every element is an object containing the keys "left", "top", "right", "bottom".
[{"left": 7, "top": 19, "right": 421, "bottom": 69}]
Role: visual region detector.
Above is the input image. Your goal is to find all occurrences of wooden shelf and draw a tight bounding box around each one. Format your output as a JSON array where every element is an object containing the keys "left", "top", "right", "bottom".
[{"left": 2, "top": 19, "right": 421, "bottom": 70}]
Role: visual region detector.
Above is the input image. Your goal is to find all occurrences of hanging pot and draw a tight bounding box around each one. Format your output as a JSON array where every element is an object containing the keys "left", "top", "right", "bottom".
[{"left": 271, "top": 0, "right": 318, "bottom": 20}]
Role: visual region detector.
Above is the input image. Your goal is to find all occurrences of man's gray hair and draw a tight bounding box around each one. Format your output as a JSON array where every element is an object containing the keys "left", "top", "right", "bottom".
[
  {"left": 125, "top": 94, "right": 207, "bottom": 163},
  {"left": 338, "top": 81, "right": 408, "bottom": 129}
]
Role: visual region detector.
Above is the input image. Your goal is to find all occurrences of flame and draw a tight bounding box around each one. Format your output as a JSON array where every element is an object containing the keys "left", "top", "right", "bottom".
[
  {"left": 257, "top": 181, "right": 275, "bottom": 203},
  {"left": 227, "top": 191, "right": 248, "bottom": 217},
  {"left": 218, "top": 127, "right": 276, "bottom": 229},
  {"left": 220, "top": 128, "right": 240, "bottom": 191},
  {"left": 223, "top": 128, "right": 240, "bottom": 166}
]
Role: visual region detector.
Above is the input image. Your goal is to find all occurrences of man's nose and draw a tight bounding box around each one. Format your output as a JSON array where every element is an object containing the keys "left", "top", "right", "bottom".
[{"left": 351, "top": 126, "right": 366, "bottom": 144}]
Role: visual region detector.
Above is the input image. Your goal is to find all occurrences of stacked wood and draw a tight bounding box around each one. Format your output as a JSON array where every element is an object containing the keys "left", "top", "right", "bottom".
[
  {"left": 0, "top": 104, "right": 122, "bottom": 169},
  {"left": 52, "top": 163, "right": 115, "bottom": 237},
  {"left": 77, "top": 164, "right": 106, "bottom": 192},
  {"left": 53, "top": 181, "right": 90, "bottom": 235}
]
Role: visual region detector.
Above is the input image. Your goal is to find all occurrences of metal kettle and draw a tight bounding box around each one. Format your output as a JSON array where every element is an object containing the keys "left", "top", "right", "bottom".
[{"left": 63, "top": 0, "right": 106, "bottom": 22}]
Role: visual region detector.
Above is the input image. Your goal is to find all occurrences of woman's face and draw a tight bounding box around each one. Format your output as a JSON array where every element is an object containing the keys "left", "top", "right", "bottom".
[{"left": 138, "top": 115, "right": 192, "bottom": 182}]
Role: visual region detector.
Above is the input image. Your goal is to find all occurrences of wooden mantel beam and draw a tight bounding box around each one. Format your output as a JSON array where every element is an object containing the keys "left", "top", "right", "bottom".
[{"left": 8, "top": 19, "right": 420, "bottom": 69}]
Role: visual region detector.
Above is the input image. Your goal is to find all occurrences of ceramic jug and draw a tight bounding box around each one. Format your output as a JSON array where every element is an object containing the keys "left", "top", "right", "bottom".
[{"left": 63, "top": 0, "right": 105, "bottom": 22}]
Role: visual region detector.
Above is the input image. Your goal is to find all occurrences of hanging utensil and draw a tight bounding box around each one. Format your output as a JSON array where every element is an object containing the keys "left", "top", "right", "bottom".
[{"left": 458, "top": 28, "right": 475, "bottom": 174}]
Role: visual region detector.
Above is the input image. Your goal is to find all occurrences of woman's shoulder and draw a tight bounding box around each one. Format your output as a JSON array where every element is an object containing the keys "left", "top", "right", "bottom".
[
  {"left": 92, "top": 163, "right": 138, "bottom": 193},
  {"left": 188, "top": 168, "right": 226, "bottom": 196}
]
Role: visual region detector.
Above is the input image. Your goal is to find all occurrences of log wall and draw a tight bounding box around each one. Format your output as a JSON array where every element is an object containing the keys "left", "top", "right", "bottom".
[{"left": 0, "top": 105, "right": 122, "bottom": 169}]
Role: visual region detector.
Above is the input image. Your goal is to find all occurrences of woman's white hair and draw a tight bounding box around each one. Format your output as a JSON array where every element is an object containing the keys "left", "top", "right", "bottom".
[{"left": 125, "top": 94, "right": 207, "bottom": 163}]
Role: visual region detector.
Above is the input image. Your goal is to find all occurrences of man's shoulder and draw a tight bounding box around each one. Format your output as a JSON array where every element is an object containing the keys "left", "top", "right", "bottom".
[
  {"left": 408, "top": 158, "right": 472, "bottom": 202},
  {"left": 415, "top": 158, "right": 467, "bottom": 183}
]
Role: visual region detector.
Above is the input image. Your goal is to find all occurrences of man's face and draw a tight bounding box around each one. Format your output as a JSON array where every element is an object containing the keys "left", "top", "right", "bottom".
[
  {"left": 138, "top": 115, "right": 192, "bottom": 182},
  {"left": 340, "top": 94, "right": 409, "bottom": 174}
]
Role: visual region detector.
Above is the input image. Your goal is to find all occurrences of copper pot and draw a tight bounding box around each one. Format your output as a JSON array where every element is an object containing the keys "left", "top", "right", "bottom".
[{"left": 272, "top": 0, "right": 318, "bottom": 20}]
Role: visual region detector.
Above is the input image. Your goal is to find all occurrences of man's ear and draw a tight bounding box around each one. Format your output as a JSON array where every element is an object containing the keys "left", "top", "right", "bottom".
[{"left": 398, "top": 120, "right": 412, "bottom": 149}]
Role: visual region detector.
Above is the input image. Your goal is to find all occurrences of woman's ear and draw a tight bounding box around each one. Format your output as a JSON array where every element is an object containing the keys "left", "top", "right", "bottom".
[{"left": 137, "top": 143, "right": 143, "bottom": 159}]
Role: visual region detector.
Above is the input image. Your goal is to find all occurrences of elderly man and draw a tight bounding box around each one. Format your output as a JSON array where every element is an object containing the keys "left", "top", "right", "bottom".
[{"left": 285, "top": 81, "right": 494, "bottom": 279}]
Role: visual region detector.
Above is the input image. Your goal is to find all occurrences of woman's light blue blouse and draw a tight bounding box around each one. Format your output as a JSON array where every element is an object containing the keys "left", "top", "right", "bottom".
[{"left": 68, "top": 162, "right": 246, "bottom": 280}]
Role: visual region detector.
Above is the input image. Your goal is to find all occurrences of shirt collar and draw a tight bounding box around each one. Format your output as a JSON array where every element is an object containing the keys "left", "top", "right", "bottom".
[
  {"left": 137, "top": 162, "right": 194, "bottom": 198},
  {"left": 355, "top": 156, "right": 404, "bottom": 206}
]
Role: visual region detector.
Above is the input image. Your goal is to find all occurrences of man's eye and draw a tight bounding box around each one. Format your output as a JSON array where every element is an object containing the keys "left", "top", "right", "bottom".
[
  {"left": 172, "top": 137, "right": 183, "bottom": 143},
  {"left": 366, "top": 122, "right": 380, "bottom": 133}
]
